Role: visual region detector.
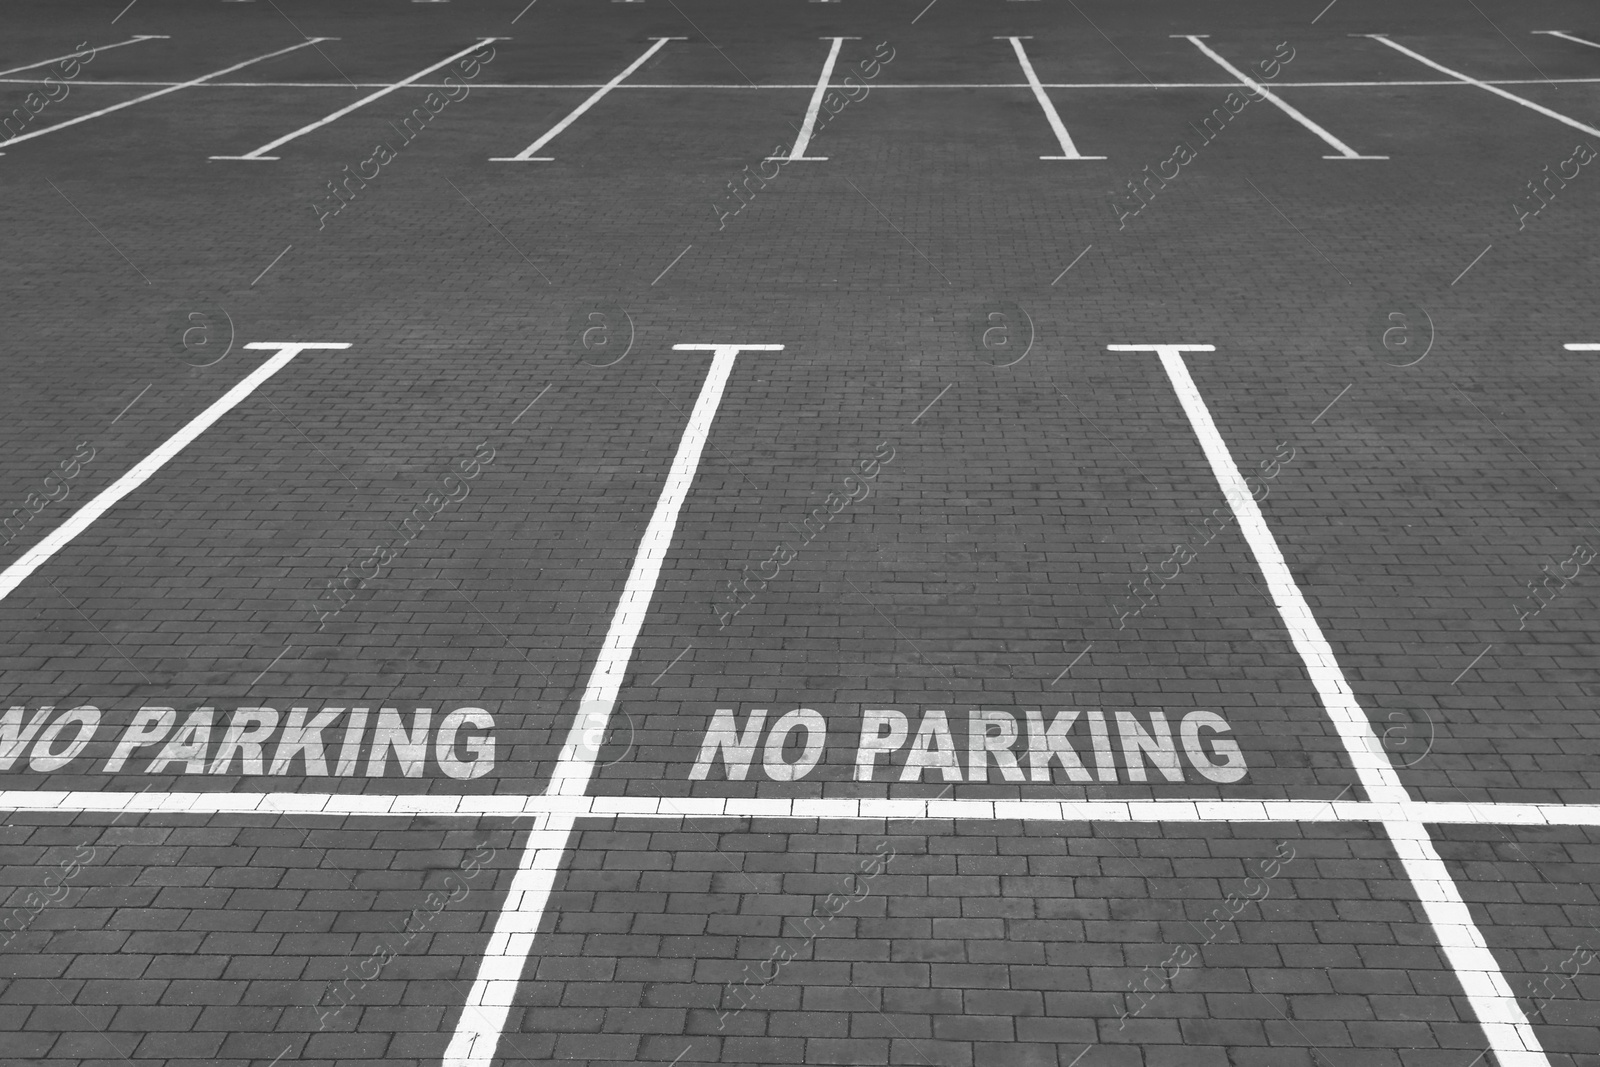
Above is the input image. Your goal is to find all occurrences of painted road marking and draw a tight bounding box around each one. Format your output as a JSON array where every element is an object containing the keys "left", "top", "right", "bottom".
[
  {"left": 1123, "top": 342, "right": 1549, "bottom": 1067},
  {"left": 1179, "top": 35, "right": 1386, "bottom": 159},
  {"left": 0, "top": 39, "right": 335, "bottom": 154},
  {"left": 13, "top": 78, "right": 1600, "bottom": 90},
  {"left": 442, "top": 342, "right": 783, "bottom": 1067},
  {"left": 490, "top": 36, "right": 685, "bottom": 161},
  {"left": 209, "top": 38, "right": 505, "bottom": 161},
  {"left": 1364, "top": 34, "right": 1600, "bottom": 140},
  {"left": 0, "top": 342, "right": 350, "bottom": 604},
  {"left": 769, "top": 36, "right": 858, "bottom": 162},
  {"left": 1, "top": 792, "right": 1598, "bottom": 825},
  {"left": 1563, "top": 343, "right": 1600, "bottom": 350},
  {"left": 1000, "top": 36, "right": 1105, "bottom": 159},
  {"left": 0, "top": 35, "right": 168, "bottom": 79},
  {"left": 1531, "top": 30, "right": 1600, "bottom": 51}
]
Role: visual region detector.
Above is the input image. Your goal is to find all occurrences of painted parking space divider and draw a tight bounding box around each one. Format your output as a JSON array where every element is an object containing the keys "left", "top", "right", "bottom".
[
  {"left": 0, "top": 34, "right": 168, "bottom": 80},
  {"left": 0, "top": 39, "right": 336, "bottom": 154},
  {"left": 442, "top": 341, "right": 782, "bottom": 1067},
  {"left": 999, "top": 36, "right": 1106, "bottom": 160},
  {"left": 768, "top": 36, "right": 860, "bottom": 162},
  {"left": 1531, "top": 30, "right": 1600, "bottom": 52},
  {"left": 1120, "top": 342, "right": 1549, "bottom": 1067},
  {"left": 1179, "top": 35, "right": 1387, "bottom": 159},
  {"left": 210, "top": 38, "right": 506, "bottom": 161},
  {"left": 1363, "top": 34, "right": 1600, "bottom": 140},
  {"left": 490, "top": 36, "right": 684, "bottom": 162},
  {"left": 0, "top": 342, "right": 350, "bottom": 603}
]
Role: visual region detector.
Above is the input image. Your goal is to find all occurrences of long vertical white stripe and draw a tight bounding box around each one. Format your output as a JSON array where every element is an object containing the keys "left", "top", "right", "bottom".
[
  {"left": 0, "top": 40, "right": 332, "bottom": 150},
  {"left": 775, "top": 36, "right": 856, "bottom": 161},
  {"left": 0, "top": 342, "right": 349, "bottom": 603},
  {"left": 1140, "top": 344, "right": 1410, "bottom": 801},
  {"left": 1004, "top": 36, "right": 1104, "bottom": 159},
  {"left": 1128, "top": 343, "right": 1549, "bottom": 1066},
  {"left": 1365, "top": 35, "right": 1600, "bottom": 139},
  {"left": 490, "top": 37, "right": 683, "bottom": 161},
  {"left": 210, "top": 38, "right": 506, "bottom": 160},
  {"left": 443, "top": 342, "right": 782, "bottom": 1067},
  {"left": 1181, "top": 36, "right": 1383, "bottom": 159}
]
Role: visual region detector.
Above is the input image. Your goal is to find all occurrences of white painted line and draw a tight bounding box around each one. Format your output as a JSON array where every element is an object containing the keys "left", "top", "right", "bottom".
[
  {"left": 490, "top": 37, "right": 684, "bottom": 161},
  {"left": 0, "top": 39, "right": 333, "bottom": 153},
  {"left": 0, "top": 342, "right": 349, "bottom": 603},
  {"left": 209, "top": 38, "right": 505, "bottom": 160},
  {"left": 769, "top": 36, "right": 858, "bottom": 161},
  {"left": 2, "top": 791, "right": 1599, "bottom": 826},
  {"left": 1120, "top": 340, "right": 1410, "bottom": 802},
  {"left": 1532, "top": 30, "right": 1600, "bottom": 51},
  {"left": 444, "top": 341, "right": 783, "bottom": 1067},
  {"left": 1001, "top": 37, "right": 1105, "bottom": 159},
  {"left": 1364, "top": 35, "right": 1600, "bottom": 139},
  {"left": 1182, "top": 36, "right": 1386, "bottom": 159},
  {"left": 1388, "top": 820, "right": 1549, "bottom": 1065},
  {"left": 16, "top": 77, "right": 1600, "bottom": 90},
  {"left": 0, "top": 35, "right": 168, "bottom": 79},
  {"left": 1564, "top": 343, "right": 1600, "bottom": 350},
  {"left": 1125, "top": 341, "right": 1549, "bottom": 1067}
]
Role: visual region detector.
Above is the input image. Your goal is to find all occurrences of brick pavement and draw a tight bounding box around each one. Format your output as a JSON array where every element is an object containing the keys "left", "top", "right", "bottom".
[{"left": 0, "top": 0, "right": 1598, "bottom": 1063}]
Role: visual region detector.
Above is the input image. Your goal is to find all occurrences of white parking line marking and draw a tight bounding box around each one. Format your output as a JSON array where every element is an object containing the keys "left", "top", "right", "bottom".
[
  {"left": 490, "top": 36, "right": 684, "bottom": 161},
  {"left": 1000, "top": 36, "right": 1105, "bottom": 159},
  {"left": 209, "top": 38, "right": 505, "bottom": 160},
  {"left": 443, "top": 341, "right": 783, "bottom": 1067},
  {"left": 1126, "top": 341, "right": 1550, "bottom": 1067},
  {"left": 0, "top": 342, "right": 350, "bottom": 604},
  {"left": 769, "top": 36, "right": 858, "bottom": 162},
  {"left": 1180, "top": 36, "right": 1387, "bottom": 159},
  {"left": 11, "top": 77, "right": 1600, "bottom": 90},
  {"left": 1364, "top": 34, "right": 1600, "bottom": 139},
  {"left": 0, "top": 35, "right": 168, "bottom": 79},
  {"left": 2, "top": 792, "right": 1598, "bottom": 826},
  {"left": 1562, "top": 343, "right": 1600, "bottom": 351},
  {"left": 1531, "top": 30, "right": 1600, "bottom": 51},
  {"left": 0, "top": 39, "right": 333, "bottom": 154}
]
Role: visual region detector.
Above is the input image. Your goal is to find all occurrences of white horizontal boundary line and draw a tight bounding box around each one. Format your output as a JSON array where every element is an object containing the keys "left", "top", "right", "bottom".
[
  {"left": 2, "top": 792, "right": 1597, "bottom": 825},
  {"left": 11, "top": 78, "right": 1600, "bottom": 89}
]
